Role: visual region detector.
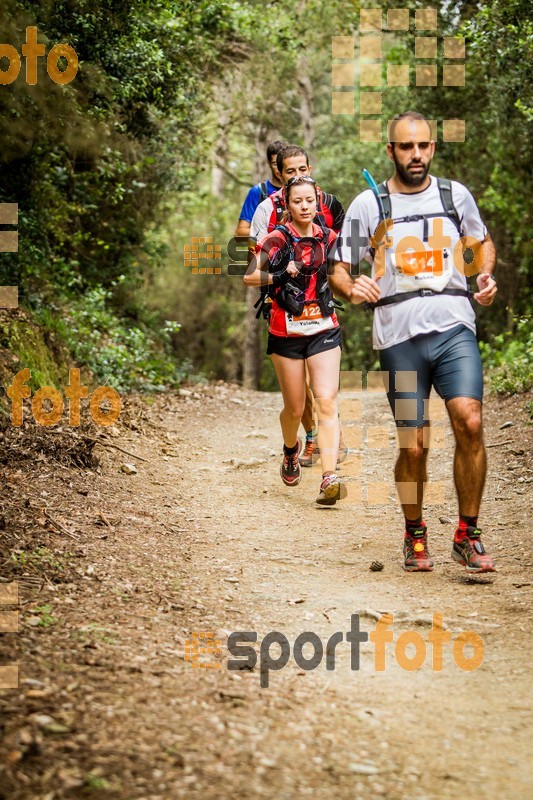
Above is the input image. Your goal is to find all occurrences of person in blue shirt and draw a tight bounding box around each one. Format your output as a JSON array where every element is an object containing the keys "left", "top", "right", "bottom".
[{"left": 235, "top": 140, "right": 288, "bottom": 238}]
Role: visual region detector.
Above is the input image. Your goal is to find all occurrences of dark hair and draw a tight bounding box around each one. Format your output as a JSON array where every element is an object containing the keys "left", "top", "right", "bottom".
[
  {"left": 266, "top": 140, "right": 289, "bottom": 162},
  {"left": 388, "top": 111, "right": 432, "bottom": 143},
  {"left": 276, "top": 145, "right": 309, "bottom": 175}
]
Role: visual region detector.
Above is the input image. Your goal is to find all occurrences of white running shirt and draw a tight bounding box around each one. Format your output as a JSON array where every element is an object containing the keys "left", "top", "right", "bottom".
[
  {"left": 334, "top": 176, "right": 487, "bottom": 350},
  {"left": 250, "top": 196, "right": 274, "bottom": 243}
]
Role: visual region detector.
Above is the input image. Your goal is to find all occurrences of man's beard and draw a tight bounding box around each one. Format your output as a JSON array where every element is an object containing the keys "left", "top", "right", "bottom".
[{"left": 392, "top": 151, "right": 431, "bottom": 187}]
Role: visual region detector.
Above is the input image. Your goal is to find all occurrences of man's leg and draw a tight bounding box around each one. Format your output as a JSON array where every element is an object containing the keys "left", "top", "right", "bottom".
[
  {"left": 446, "top": 397, "right": 495, "bottom": 572},
  {"left": 446, "top": 397, "right": 486, "bottom": 516},
  {"left": 380, "top": 338, "right": 434, "bottom": 571},
  {"left": 394, "top": 426, "right": 434, "bottom": 571},
  {"left": 395, "top": 426, "right": 429, "bottom": 521},
  {"left": 431, "top": 325, "right": 495, "bottom": 572}
]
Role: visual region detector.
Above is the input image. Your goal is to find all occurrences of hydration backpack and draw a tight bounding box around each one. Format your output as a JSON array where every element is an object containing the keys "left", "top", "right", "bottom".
[
  {"left": 254, "top": 225, "right": 341, "bottom": 320},
  {"left": 367, "top": 177, "right": 471, "bottom": 309}
]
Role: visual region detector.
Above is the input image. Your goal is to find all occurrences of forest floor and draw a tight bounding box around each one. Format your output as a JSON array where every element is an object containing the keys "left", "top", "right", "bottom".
[{"left": 0, "top": 382, "right": 532, "bottom": 800}]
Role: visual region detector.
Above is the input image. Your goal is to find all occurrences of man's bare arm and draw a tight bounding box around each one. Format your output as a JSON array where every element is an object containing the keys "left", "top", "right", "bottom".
[
  {"left": 235, "top": 220, "right": 251, "bottom": 237},
  {"left": 474, "top": 233, "right": 497, "bottom": 305},
  {"left": 479, "top": 233, "right": 496, "bottom": 277},
  {"left": 329, "top": 261, "right": 382, "bottom": 305}
]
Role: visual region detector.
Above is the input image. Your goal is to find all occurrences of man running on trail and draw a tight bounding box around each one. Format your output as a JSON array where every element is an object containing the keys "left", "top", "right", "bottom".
[
  {"left": 235, "top": 139, "right": 288, "bottom": 238},
  {"left": 250, "top": 144, "right": 345, "bottom": 242},
  {"left": 250, "top": 144, "right": 347, "bottom": 468},
  {"left": 330, "top": 110, "right": 497, "bottom": 574}
]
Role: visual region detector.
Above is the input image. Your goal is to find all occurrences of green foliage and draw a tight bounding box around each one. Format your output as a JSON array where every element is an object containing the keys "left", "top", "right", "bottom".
[
  {"left": 0, "top": 0, "right": 248, "bottom": 387},
  {"left": 32, "top": 603, "right": 58, "bottom": 628},
  {"left": 41, "top": 283, "right": 189, "bottom": 390},
  {"left": 83, "top": 775, "right": 111, "bottom": 791},
  {"left": 11, "top": 546, "right": 67, "bottom": 573},
  {"left": 479, "top": 315, "right": 533, "bottom": 395},
  {"left": 0, "top": 313, "right": 68, "bottom": 389},
  {"left": 147, "top": 190, "right": 248, "bottom": 382},
  {"left": 0, "top": 0, "right": 531, "bottom": 390}
]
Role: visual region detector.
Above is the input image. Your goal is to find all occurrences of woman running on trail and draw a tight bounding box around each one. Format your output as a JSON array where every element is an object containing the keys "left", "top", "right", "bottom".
[{"left": 244, "top": 175, "right": 346, "bottom": 506}]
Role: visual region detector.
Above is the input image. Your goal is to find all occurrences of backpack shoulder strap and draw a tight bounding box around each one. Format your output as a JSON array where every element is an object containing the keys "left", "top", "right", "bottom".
[
  {"left": 259, "top": 181, "right": 269, "bottom": 202},
  {"left": 313, "top": 190, "right": 330, "bottom": 235},
  {"left": 437, "top": 177, "right": 463, "bottom": 235},
  {"left": 272, "top": 192, "right": 285, "bottom": 224},
  {"left": 255, "top": 224, "right": 293, "bottom": 319},
  {"left": 271, "top": 224, "right": 295, "bottom": 265},
  {"left": 273, "top": 223, "right": 292, "bottom": 237},
  {"left": 368, "top": 182, "right": 392, "bottom": 257}
]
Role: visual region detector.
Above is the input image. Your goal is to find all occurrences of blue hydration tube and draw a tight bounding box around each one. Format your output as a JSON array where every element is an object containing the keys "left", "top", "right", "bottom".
[{"left": 362, "top": 168, "right": 386, "bottom": 221}]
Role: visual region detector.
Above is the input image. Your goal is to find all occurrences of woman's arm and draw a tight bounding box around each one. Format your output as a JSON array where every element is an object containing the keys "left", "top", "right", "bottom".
[
  {"left": 243, "top": 244, "right": 272, "bottom": 287},
  {"left": 243, "top": 237, "right": 300, "bottom": 287}
]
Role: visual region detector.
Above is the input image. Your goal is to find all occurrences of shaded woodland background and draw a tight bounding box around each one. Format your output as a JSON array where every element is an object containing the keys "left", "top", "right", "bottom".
[{"left": 0, "top": 0, "right": 531, "bottom": 400}]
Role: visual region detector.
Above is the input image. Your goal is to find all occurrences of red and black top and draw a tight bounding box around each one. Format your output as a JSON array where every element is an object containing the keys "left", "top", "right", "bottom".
[{"left": 255, "top": 221, "right": 339, "bottom": 337}]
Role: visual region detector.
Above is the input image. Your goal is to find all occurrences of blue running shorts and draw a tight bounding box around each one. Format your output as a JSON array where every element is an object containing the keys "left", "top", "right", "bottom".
[{"left": 378, "top": 324, "right": 483, "bottom": 428}]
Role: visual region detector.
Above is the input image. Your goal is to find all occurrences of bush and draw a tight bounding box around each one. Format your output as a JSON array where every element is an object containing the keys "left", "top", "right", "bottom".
[
  {"left": 479, "top": 315, "right": 533, "bottom": 395},
  {"left": 36, "top": 283, "right": 188, "bottom": 391}
]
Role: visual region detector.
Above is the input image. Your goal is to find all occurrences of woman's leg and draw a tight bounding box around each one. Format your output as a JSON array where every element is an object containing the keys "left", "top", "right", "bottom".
[
  {"left": 271, "top": 354, "right": 307, "bottom": 448},
  {"left": 306, "top": 346, "right": 341, "bottom": 474},
  {"left": 301, "top": 365, "right": 316, "bottom": 432}
]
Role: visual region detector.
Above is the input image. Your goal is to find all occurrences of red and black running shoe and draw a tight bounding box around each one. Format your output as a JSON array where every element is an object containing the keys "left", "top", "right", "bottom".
[
  {"left": 452, "top": 526, "right": 496, "bottom": 573},
  {"left": 299, "top": 436, "right": 319, "bottom": 468},
  {"left": 280, "top": 440, "right": 302, "bottom": 487},
  {"left": 300, "top": 432, "right": 349, "bottom": 468},
  {"left": 403, "top": 524, "right": 434, "bottom": 572}
]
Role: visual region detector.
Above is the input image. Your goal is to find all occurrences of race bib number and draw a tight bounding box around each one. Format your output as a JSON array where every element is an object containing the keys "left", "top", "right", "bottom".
[
  {"left": 286, "top": 303, "right": 335, "bottom": 335},
  {"left": 397, "top": 249, "right": 444, "bottom": 275},
  {"left": 390, "top": 248, "right": 452, "bottom": 293}
]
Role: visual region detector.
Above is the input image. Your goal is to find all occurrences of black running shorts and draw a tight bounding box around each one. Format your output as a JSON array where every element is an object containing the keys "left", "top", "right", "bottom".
[{"left": 267, "top": 326, "right": 342, "bottom": 359}]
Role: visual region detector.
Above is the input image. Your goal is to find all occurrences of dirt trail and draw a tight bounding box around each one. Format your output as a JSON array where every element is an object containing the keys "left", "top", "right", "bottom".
[{"left": 1, "top": 383, "right": 532, "bottom": 800}]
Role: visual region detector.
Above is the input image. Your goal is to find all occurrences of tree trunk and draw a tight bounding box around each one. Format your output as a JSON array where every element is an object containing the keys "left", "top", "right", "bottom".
[
  {"left": 243, "top": 285, "right": 262, "bottom": 389},
  {"left": 211, "top": 106, "right": 230, "bottom": 198},
  {"left": 297, "top": 55, "right": 314, "bottom": 153},
  {"left": 242, "top": 124, "right": 270, "bottom": 390}
]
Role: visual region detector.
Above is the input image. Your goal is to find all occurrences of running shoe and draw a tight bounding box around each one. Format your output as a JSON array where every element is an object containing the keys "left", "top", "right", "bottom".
[
  {"left": 403, "top": 524, "right": 434, "bottom": 571},
  {"left": 300, "top": 436, "right": 319, "bottom": 467},
  {"left": 280, "top": 441, "right": 302, "bottom": 487},
  {"left": 452, "top": 526, "right": 496, "bottom": 573},
  {"left": 300, "top": 434, "right": 348, "bottom": 468},
  {"left": 316, "top": 474, "right": 347, "bottom": 505}
]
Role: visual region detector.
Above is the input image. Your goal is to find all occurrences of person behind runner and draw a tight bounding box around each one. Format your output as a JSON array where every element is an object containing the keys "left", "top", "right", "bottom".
[
  {"left": 330, "top": 110, "right": 497, "bottom": 573},
  {"left": 250, "top": 144, "right": 347, "bottom": 468},
  {"left": 235, "top": 139, "right": 289, "bottom": 238},
  {"left": 244, "top": 175, "right": 345, "bottom": 505}
]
